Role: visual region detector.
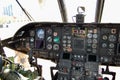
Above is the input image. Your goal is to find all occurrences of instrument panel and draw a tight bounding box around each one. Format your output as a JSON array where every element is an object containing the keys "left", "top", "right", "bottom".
[
  {"left": 10, "top": 22, "right": 120, "bottom": 66},
  {"left": 3, "top": 22, "right": 120, "bottom": 80}
]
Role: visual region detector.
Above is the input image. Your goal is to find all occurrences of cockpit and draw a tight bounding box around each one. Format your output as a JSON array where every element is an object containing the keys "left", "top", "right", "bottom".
[{"left": 0, "top": 0, "right": 120, "bottom": 80}]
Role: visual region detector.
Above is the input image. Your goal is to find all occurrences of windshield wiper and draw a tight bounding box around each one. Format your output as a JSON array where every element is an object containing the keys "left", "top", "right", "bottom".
[{"left": 16, "top": 0, "right": 34, "bottom": 21}]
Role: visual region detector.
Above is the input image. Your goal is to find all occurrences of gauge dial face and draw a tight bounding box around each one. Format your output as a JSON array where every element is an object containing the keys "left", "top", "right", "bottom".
[{"left": 37, "top": 29, "right": 44, "bottom": 39}]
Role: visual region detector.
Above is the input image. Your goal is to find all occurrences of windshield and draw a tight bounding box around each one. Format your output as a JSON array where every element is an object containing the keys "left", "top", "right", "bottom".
[
  {"left": 101, "top": 0, "right": 120, "bottom": 23},
  {"left": 0, "top": 0, "right": 97, "bottom": 24}
]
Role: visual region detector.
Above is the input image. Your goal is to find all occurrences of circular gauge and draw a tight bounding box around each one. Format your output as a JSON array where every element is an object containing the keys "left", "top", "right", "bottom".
[
  {"left": 47, "top": 44, "right": 52, "bottom": 50},
  {"left": 93, "top": 34, "right": 98, "bottom": 38},
  {"left": 92, "top": 44, "right": 97, "bottom": 48},
  {"left": 53, "top": 44, "right": 59, "bottom": 50},
  {"left": 93, "top": 39, "right": 98, "bottom": 43},
  {"left": 102, "top": 35, "right": 107, "bottom": 40},
  {"left": 47, "top": 36, "right": 52, "bottom": 42},
  {"left": 87, "top": 39, "right": 92, "bottom": 43},
  {"left": 109, "top": 43, "right": 115, "bottom": 48},
  {"left": 109, "top": 35, "right": 116, "bottom": 42},
  {"left": 37, "top": 29, "right": 44, "bottom": 39},
  {"left": 30, "top": 37, "right": 34, "bottom": 42},
  {"left": 47, "top": 28, "right": 52, "bottom": 34},
  {"left": 87, "top": 33, "right": 92, "bottom": 38},
  {"left": 102, "top": 43, "right": 107, "bottom": 48}
]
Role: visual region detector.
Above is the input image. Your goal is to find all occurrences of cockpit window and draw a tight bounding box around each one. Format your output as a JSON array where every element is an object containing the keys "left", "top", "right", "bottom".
[
  {"left": 0, "top": 0, "right": 97, "bottom": 24},
  {"left": 101, "top": 0, "right": 120, "bottom": 23}
]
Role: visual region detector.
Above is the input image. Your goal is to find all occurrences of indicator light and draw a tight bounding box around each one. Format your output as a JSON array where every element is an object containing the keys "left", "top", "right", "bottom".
[{"left": 54, "top": 37, "right": 60, "bottom": 43}]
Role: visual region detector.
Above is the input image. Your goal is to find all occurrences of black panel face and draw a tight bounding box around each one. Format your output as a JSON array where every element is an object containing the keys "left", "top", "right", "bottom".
[
  {"left": 73, "top": 38, "right": 85, "bottom": 50},
  {"left": 10, "top": 22, "right": 120, "bottom": 80},
  {"left": 88, "top": 55, "right": 97, "bottom": 62}
]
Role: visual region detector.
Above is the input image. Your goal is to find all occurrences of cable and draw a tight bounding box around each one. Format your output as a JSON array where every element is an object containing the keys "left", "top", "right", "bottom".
[{"left": 72, "top": 16, "right": 76, "bottom": 23}]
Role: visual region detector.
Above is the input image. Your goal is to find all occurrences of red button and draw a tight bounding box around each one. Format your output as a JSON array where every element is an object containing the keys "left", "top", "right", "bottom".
[{"left": 98, "top": 77, "right": 103, "bottom": 80}]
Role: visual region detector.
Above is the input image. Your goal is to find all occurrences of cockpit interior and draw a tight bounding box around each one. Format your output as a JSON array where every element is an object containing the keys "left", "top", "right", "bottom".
[{"left": 0, "top": 0, "right": 120, "bottom": 80}]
